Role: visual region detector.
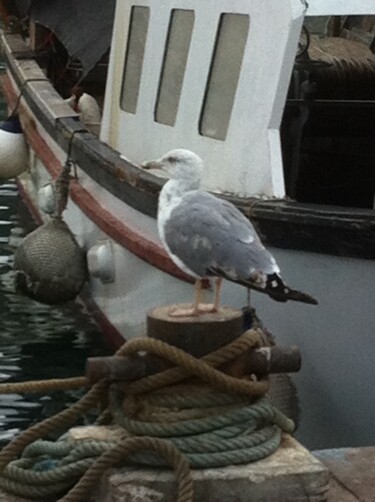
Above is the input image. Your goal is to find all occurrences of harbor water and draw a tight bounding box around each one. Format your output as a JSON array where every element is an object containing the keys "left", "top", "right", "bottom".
[{"left": 0, "top": 181, "right": 111, "bottom": 446}]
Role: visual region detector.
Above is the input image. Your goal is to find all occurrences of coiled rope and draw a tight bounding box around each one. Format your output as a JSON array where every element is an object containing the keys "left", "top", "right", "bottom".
[{"left": 0, "top": 328, "right": 294, "bottom": 502}]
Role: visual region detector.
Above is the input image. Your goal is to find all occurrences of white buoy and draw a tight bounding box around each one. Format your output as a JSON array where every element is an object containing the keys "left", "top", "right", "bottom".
[
  {"left": 38, "top": 182, "right": 56, "bottom": 214},
  {"left": 87, "top": 240, "right": 115, "bottom": 283},
  {"left": 0, "top": 116, "right": 29, "bottom": 180},
  {"left": 65, "top": 87, "right": 101, "bottom": 134},
  {"left": 76, "top": 93, "right": 101, "bottom": 124}
]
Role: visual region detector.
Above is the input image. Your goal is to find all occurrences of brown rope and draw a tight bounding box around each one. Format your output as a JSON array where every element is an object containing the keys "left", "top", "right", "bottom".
[
  {"left": 54, "top": 162, "right": 72, "bottom": 218},
  {"left": 120, "top": 329, "right": 269, "bottom": 396},
  {"left": 58, "top": 437, "right": 193, "bottom": 502},
  {"left": 132, "top": 401, "right": 245, "bottom": 423},
  {"left": 0, "top": 377, "right": 87, "bottom": 394}
]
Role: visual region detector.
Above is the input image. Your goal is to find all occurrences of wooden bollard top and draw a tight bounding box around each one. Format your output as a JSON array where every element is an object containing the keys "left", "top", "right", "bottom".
[{"left": 147, "top": 305, "right": 243, "bottom": 358}]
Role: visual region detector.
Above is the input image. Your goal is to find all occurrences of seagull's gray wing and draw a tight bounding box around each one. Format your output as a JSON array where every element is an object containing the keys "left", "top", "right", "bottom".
[
  {"left": 163, "top": 190, "right": 317, "bottom": 305},
  {"left": 163, "top": 190, "right": 277, "bottom": 280}
]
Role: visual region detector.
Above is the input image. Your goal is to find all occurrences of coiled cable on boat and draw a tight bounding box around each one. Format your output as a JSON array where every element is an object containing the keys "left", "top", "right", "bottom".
[{"left": 0, "top": 329, "right": 294, "bottom": 502}]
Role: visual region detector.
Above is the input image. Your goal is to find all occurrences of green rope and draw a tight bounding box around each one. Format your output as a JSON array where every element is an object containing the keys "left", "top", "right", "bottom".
[
  {"left": 166, "top": 425, "right": 278, "bottom": 454},
  {"left": 128, "top": 429, "right": 282, "bottom": 468},
  {"left": 0, "top": 476, "right": 76, "bottom": 499},
  {"left": 23, "top": 440, "right": 72, "bottom": 458},
  {"left": 4, "top": 457, "right": 94, "bottom": 484},
  {"left": 110, "top": 391, "right": 294, "bottom": 467},
  {"left": 111, "top": 389, "right": 294, "bottom": 438},
  {"left": 0, "top": 394, "right": 294, "bottom": 499}
]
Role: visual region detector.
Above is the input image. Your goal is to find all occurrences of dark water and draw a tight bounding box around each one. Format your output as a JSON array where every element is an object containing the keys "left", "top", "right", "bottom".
[{"left": 0, "top": 181, "right": 112, "bottom": 445}]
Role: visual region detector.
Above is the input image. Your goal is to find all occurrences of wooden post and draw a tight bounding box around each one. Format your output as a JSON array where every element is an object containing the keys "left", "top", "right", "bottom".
[{"left": 147, "top": 305, "right": 244, "bottom": 358}]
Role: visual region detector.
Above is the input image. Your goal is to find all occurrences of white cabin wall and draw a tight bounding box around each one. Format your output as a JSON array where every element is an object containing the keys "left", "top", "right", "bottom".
[
  {"left": 102, "top": 0, "right": 306, "bottom": 196},
  {"left": 101, "top": 0, "right": 132, "bottom": 147}
]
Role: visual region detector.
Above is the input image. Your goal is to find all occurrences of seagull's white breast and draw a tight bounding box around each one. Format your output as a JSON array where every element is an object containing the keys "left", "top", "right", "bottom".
[{"left": 158, "top": 185, "right": 200, "bottom": 278}]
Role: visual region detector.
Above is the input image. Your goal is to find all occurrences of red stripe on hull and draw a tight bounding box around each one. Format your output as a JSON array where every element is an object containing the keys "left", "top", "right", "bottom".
[
  {"left": 16, "top": 179, "right": 43, "bottom": 225},
  {"left": 79, "top": 288, "right": 125, "bottom": 349}
]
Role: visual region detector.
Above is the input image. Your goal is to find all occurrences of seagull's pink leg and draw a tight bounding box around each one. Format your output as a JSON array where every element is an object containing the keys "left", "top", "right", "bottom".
[
  {"left": 213, "top": 278, "right": 222, "bottom": 310},
  {"left": 169, "top": 279, "right": 203, "bottom": 317},
  {"left": 193, "top": 278, "right": 203, "bottom": 313},
  {"left": 169, "top": 279, "right": 222, "bottom": 317},
  {"left": 196, "top": 277, "right": 222, "bottom": 313}
]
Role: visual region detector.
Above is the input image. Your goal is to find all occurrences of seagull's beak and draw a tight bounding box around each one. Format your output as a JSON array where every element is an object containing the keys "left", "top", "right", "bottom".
[
  {"left": 141, "top": 158, "right": 170, "bottom": 178},
  {"left": 142, "top": 159, "right": 163, "bottom": 170}
]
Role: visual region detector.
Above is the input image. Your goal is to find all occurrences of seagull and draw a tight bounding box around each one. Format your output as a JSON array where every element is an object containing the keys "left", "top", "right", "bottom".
[{"left": 143, "top": 149, "right": 317, "bottom": 316}]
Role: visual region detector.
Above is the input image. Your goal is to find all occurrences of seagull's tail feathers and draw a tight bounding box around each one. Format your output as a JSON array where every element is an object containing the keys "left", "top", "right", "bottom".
[
  {"left": 208, "top": 268, "right": 318, "bottom": 305},
  {"left": 264, "top": 273, "right": 318, "bottom": 305}
]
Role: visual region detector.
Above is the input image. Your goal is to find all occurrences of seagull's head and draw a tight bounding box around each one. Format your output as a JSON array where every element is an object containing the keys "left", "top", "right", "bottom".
[{"left": 143, "top": 149, "right": 203, "bottom": 183}]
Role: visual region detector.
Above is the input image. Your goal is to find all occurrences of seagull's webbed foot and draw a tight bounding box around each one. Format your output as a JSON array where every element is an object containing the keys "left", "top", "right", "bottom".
[
  {"left": 168, "top": 303, "right": 218, "bottom": 317},
  {"left": 169, "top": 305, "right": 199, "bottom": 317},
  {"left": 196, "top": 303, "right": 218, "bottom": 313}
]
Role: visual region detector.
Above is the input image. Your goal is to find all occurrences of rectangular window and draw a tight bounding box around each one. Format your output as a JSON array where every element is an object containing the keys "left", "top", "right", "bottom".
[
  {"left": 155, "top": 9, "right": 195, "bottom": 126},
  {"left": 120, "top": 6, "right": 150, "bottom": 114},
  {"left": 200, "top": 14, "right": 250, "bottom": 140}
]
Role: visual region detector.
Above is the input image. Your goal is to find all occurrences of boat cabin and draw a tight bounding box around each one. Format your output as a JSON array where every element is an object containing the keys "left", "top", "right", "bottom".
[{"left": 101, "top": 0, "right": 375, "bottom": 210}]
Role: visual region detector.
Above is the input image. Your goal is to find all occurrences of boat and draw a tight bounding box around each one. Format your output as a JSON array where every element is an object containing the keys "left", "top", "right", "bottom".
[{"left": 0, "top": 0, "right": 374, "bottom": 451}]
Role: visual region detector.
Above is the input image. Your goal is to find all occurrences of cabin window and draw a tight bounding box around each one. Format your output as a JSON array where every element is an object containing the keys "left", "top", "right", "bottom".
[
  {"left": 120, "top": 6, "right": 150, "bottom": 114},
  {"left": 199, "top": 13, "right": 249, "bottom": 140},
  {"left": 155, "top": 9, "right": 194, "bottom": 126}
]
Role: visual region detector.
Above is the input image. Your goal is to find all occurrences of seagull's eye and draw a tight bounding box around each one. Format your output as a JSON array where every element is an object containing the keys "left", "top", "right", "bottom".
[{"left": 167, "top": 156, "right": 177, "bottom": 164}]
